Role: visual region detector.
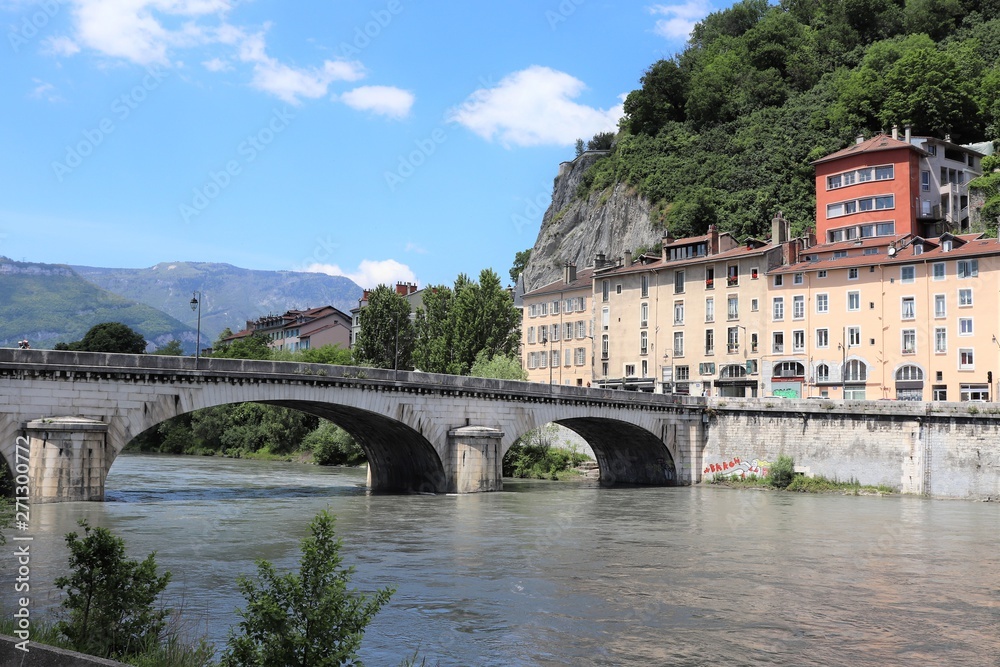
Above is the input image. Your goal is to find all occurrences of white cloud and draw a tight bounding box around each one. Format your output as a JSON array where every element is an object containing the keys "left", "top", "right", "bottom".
[
  {"left": 29, "top": 79, "right": 61, "bottom": 102},
  {"left": 404, "top": 242, "right": 427, "bottom": 254},
  {"left": 448, "top": 65, "right": 623, "bottom": 148},
  {"left": 649, "top": 0, "right": 713, "bottom": 40},
  {"left": 41, "top": 35, "right": 81, "bottom": 57},
  {"left": 202, "top": 56, "right": 231, "bottom": 71},
  {"left": 305, "top": 259, "right": 417, "bottom": 288},
  {"left": 339, "top": 85, "right": 414, "bottom": 119}
]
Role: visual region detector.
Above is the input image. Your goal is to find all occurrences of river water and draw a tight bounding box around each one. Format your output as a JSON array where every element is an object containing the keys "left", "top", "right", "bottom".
[{"left": 4, "top": 453, "right": 1000, "bottom": 666}]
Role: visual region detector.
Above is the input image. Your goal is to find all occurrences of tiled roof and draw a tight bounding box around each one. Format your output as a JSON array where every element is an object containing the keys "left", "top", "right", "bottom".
[
  {"left": 595, "top": 242, "right": 775, "bottom": 278},
  {"left": 772, "top": 234, "right": 995, "bottom": 274},
  {"left": 812, "top": 134, "right": 927, "bottom": 165},
  {"left": 523, "top": 268, "right": 595, "bottom": 297}
]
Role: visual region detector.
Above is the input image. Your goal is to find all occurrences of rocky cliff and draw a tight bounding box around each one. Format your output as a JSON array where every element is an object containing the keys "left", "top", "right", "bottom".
[{"left": 521, "top": 152, "right": 662, "bottom": 291}]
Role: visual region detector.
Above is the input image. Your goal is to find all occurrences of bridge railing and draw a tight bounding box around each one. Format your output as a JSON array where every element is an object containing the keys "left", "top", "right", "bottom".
[{"left": 0, "top": 349, "right": 707, "bottom": 409}]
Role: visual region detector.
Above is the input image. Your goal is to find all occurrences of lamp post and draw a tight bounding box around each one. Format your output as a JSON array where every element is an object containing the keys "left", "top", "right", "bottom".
[{"left": 189, "top": 292, "right": 202, "bottom": 367}]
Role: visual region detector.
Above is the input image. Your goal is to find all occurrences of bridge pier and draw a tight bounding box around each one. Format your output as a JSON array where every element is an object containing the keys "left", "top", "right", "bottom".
[
  {"left": 447, "top": 426, "right": 503, "bottom": 493},
  {"left": 24, "top": 417, "right": 110, "bottom": 503}
]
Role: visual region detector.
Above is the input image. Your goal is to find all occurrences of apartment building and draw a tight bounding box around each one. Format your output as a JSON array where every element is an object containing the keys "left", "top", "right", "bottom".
[
  {"left": 521, "top": 264, "right": 594, "bottom": 386},
  {"left": 226, "top": 305, "right": 352, "bottom": 352},
  {"left": 814, "top": 130, "right": 984, "bottom": 245},
  {"left": 770, "top": 232, "right": 1000, "bottom": 401},
  {"left": 593, "top": 223, "right": 784, "bottom": 396}
]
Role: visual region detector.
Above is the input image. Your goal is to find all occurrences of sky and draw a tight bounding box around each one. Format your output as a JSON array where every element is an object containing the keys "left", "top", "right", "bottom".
[{"left": 1, "top": 0, "right": 721, "bottom": 289}]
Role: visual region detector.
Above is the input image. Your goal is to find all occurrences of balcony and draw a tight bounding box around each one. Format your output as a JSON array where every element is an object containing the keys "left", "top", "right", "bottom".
[
  {"left": 705, "top": 279, "right": 714, "bottom": 290},
  {"left": 727, "top": 344, "right": 739, "bottom": 354},
  {"left": 772, "top": 344, "right": 784, "bottom": 354},
  {"left": 727, "top": 277, "right": 739, "bottom": 287}
]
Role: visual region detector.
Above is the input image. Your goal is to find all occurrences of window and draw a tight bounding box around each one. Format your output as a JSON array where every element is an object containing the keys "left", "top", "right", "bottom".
[
  {"left": 641, "top": 275, "right": 649, "bottom": 298},
  {"left": 935, "top": 328, "right": 947, "bottom": 353},
  {"left": 602, "top": 280, "right": 609, "bottom": 302},
  {"left": 845, "top": 386, "right": 867, "bottom": 400},
  {"left": 552, "top": 300, "right": 560, "bottom": 315},
  {"left": 722, "top": 363, "right": 748, "bottom": 379},
  {"left": 727, "top": 327, "right": 739, "bottom": 353},
  {"left": 616, "top": 284, "right": 622, "bottom": 294},
  {"left": 527, "top": 327, "right": 536, "bottom": 344},
  {"left": 540, "top": 325, "right": 549, "bottom": 342},
  {"left": 751, "top": 298, "right": 759, "bottom": 312},
  {"left": 577, "top": 297, "right": 586, "bottom": 311},
  {"left": 575, "top": 347, "right": 586, "bottom": 365},
  {"left": 565, "top": 348, "right": 572, "bottom": 366},
  {"left": 529, "top": 304, "right": 538, "bottom": 318},
  {"left": 673, "top": 300, "right": 684, "bottom": 325},
  {"left": 793, "top": 295, "right": 805, "bottom": 320},
  {"left": 875, "top": 195, "right": 894, "bottom": 209},
  {"left": 818, "top": 270, "right": 827, "bottom": 278},
  {"left": 833, "top": 250, "right": 848, "bottom": 258},
  {"left": 961, "top": 384, "right": 989, "bottom": 402},
  {"left": 540, "top": 302, "right": 548, "bottom": 316},
  {"left": 640, "top": 331, "right": 648, "bottom": 355},
  {"left": 551, "top": 350, "right": 560, "bottom": 368},
  {"left": 934, "top": 294, "right": 946, "bottom": 318},
  {"left": 539, "top": 351, "right": 547, "bottom": 368},
  {"left": 875, "top": 165, "right": 894, "bottom": 180},
  {"left": 848, "top": 292, "right": 860, "bottom": 311},
  {"left": 772, "top": 331, "right": 784, "bottom": 353},
  {"left": 933, "top": 263, "right": 946, "bottom": 280},
  {"left": 751, "top": 267, "right": 759, "bottom": 280},
  {"left": 774, "top": 274, "right": 784, "bottom": 287},
  {"left": 727, "top": 296, "right": 739, "bottom": 320},
  {"left": 960, "top": 348, "right": 974, "bottom": 370},
  {"left": 564, "top": 299, "right": 574, "bottom": 313},
  {"left": 877, "top": 222, "right": 895, "bottom": 236},
  {"left": 705, "top": 329, "right": 714, "bottom": 355},
  {"left": 793, "top": 330, "right": 805, "bottom": 352},
  {"left": 959, "top": 288, "right": 973, "bottom": 307},
  {"left": 902, "top": 329, "right": 916, "bottom": 354},
  {"left": 640, "top": 302, "right": 649, "bottom": 328},
  {"left": 958, "top": 259, "right": 978, "bottom": 278},
  {"left": 772, "top": 297, "right": 784, "bottom": 321},
  {"left": 705, "top": 298, "right": 715, "bottom": 323},
  {"left": 625, "top": 364, "right": 635, "bottom": 377},
  {"left": 773, "top": 361, "right": 805, "bottom": 378},
  {"left": 705, "top": 267, "right": 715, "bottom": 289},
  {"left": 602, "top": 307, "right": 609, "bottom": 331},
  {"left": 844, "top": 359, "right": 867, "bottom": 382},
  {"left": 551, "top": 324, "right": 560, "bottom": 341},
  {"left": 674, "top": 271, "right": 685, "bottom": 294},
  {"left": 576, "top": 321, "right": 586, "bottom": 338},
  {"left": 528, "top": 352, "right": 537, "bottom": 369},
  {"left": 727, "top": 265, "right": 739, "bottom": 287},
  {"left": 699, "top": 362, "right": 716, "bottom": 375},
  {"left": 959, "top": 317, "right": 973, "bottom": 336},
  {"left": 673, "top": 331, "right": 684, "bottom": 357},
  {"left": 896, "top": 365, "right": 923, "bottom": 381},
  {"left": 751, "top": 333, "right": 758, "bottom": 353},
  {"left": 642, "top": 360, "right": 648, "bottom": 377},
  {"left": 901, "top": 266, "right": 915, "bottom": 283},
  {"left": 827, "top": 174, "right": 842, "bottom": 189},
  {"left": 933, "top": 386, "right": 948, "bottom": 401},
  {"left": 564, "top": 323, "right": 573, "bottom": 340},
  {"left": 675, "top": 366, "right": 690, "bottom": 381},
  {"left": 901, "top": 297, "right": 915, "bottom": 320},
  {"left": 816, "top": 294, "right": 829, "bottom": 313},
  {"left": 848, "top": 268, "right": 859, "bottom": 280},
  {"left": 848, "top": 326, "right": 861, "bottom": 347},
  {"left": 601, "top": 334, "right": 609, "bottom": 359},
  {"left": 921, "top": 171, "right": 930, "bottom": 191},
  {"left": 816, "top": 363, "right": 830, "bottom": 382},
  {"left": 793, "top": 273, "right": 804, "bottom": 285},
  {"left": 816, "top": 328, "right": 829, "bottom": 348}
]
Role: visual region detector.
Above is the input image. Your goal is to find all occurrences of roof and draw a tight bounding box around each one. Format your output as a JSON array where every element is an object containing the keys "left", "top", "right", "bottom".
[
  {"left": 812, "top": 134, "right": 927, "bottom": 165},
  {"left": 771, "top": 233, "right": 994, "bottom": 274},
  {"left": 523, "top": 268, "right": 595, "bottom": 298},
  {"left": 595, "top": 242, "right": 776, "bottom": 278}
]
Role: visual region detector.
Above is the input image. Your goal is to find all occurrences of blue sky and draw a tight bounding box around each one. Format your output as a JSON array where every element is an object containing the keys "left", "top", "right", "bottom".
[{"left": 1, "top": 0, "right": 719, "bottom": 288}]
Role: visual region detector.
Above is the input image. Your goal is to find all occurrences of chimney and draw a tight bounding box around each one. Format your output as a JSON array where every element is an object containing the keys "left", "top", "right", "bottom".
[
  {"left": 624, "top": 250, "right": 633, "bottom": 267},
  {"left": 564, "top": 262, "right": 577, "bottom": 284},
  {"left": 904, "top": 124, "right": 911, "bottom": 142},
  {"left": 891, "top": 125, "right": 899, "bottom": 140},
  {"left": 595, "top": 252, "right": 606, "bottom": 269},
  {"left": 771, "top": 211, "right": 788, "bottom": 245},
  {"left": 945, "top": 133, "right": 951, "bottom": 143},
  {"left": 362, "top": 289, "right": 371, "bottom": 302},
  {"left": 708, "top": 224, "right": 719, "bottom": 255},
  {"left": 856, "top": 134, "right": 865, "bottom": 145}
]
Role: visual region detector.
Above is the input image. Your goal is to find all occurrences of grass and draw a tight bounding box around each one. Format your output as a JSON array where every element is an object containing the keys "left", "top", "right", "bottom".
[{"left": 709, "top": 472, "right": 895, "bottom": 495}]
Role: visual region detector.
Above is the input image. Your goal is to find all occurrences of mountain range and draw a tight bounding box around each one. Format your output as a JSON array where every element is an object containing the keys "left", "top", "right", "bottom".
[{"left": 0, "top": 258, "right": 362, "bottom": 352}]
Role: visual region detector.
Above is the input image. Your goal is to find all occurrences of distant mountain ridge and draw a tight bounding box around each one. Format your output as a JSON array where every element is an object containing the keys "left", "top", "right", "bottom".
[
  {"left": 0, "top": 257, "right": 196, "bottom": 350},
  {"left": 70, "top": 261, "right": 363, "bottom": 344}
]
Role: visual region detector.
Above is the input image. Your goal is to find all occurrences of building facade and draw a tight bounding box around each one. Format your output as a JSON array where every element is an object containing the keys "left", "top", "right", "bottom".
[
  {"left": 521, "top": 265, "right": 595, "bottom": 386},
  {"left": 226, "top": 305, "right": 352, "bottom": 352}
]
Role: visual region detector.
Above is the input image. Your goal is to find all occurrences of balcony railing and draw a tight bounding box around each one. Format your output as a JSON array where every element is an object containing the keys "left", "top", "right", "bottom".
[
  {"left": 727, "top": 277, "right": 739, "bottom": 287},
  {"left": 772, "top": 344, "right": 784, "bottom": 353}
]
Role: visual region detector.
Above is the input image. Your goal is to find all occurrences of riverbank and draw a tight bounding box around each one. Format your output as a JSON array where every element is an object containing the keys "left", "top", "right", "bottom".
[{"left": 707, "top": 474, "right": 895, "bottom": 496}]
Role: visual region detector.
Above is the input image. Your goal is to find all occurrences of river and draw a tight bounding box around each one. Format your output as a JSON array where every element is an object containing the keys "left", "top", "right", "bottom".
[{"left": 4, "top": 453, "right": 1000, "bottom": 666}]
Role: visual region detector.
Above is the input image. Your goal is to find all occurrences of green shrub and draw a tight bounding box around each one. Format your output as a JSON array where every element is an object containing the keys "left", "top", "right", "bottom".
[
  {"left": 303, "top": 421, "right": 365, "bottom": 466},
  {"left": 767, "top": 454, "right": 795, "bottom": 489}
]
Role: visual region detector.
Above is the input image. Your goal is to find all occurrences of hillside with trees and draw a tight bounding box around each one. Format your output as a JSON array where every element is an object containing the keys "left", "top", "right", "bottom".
[{"left": 524, "top": 0, "right": 999, "bottom": 287}]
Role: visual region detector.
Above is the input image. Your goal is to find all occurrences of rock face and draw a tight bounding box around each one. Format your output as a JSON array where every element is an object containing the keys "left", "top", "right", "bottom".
[{"left": 521, "top": 152, "right": 662, "bottom": 291}]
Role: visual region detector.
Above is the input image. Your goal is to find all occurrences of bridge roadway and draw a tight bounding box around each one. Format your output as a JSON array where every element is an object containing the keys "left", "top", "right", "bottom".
[{"left": 0, "top": 349, "right": 708, "bottom": 502}]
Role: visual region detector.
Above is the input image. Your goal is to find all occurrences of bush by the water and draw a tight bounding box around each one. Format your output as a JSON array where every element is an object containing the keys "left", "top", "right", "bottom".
[
  {"left": 503, "top": 426, "right": 591, "bottom": 480},
  {"left": 767, "top": 455, "right": 796, "bottom": 489}
]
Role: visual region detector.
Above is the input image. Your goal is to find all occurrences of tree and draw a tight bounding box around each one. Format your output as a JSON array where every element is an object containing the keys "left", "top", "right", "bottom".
[
  {"left": 303, "top": 421, "right": 366, "bottom": 466},
  {"left": 411, "top": 285, "right": 454, "bottom": 373},
  {"left": 446, "top": 269, "right": 521, "bottom": 375},
  {"left": 354, "top": 285, "right": 414, "bottom": 370},
  {"left": 574, "top": 138, "right": 585, "bottom": 157},
  {"left": 469, "top": 351, "right": 527, "bottom": 380},
  {"left": 56, "top": 322, "right": 147, "bottom": 354},
  {"left": 212, "top": 332, "right": 273, "bottom": 360},
  {"left": 151, "top": 339, "right": 184, "bottom": 356},
  {"left": 587, "top": 131, "right": 616, "bottom": 150},
  {"left": 509, "top": 249, "right": 532, "bottom": 284},
  {"left": 621, "top": 58, "right": 689, "bottom": 136},
  {"left": 55, "top": 521, "right": 171, "bottom": 659},
  {"left": 220, "top": 511, "right": 394, "bottom": 667}
]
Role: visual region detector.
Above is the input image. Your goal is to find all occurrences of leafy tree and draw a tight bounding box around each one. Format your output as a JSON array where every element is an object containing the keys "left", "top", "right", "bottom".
[
  {"left": 574, "top": 138, "right": 585, "bottom": 157},
  {"left": 212, "top": 332, "right": 273, "bottom": 360},
  {"left": 303, "top": 421, "right": 366, "bottom": 466},
  {"left": 667, "top": 186, "right": 722, "bottom": 237},
  {"left": 446, "top": 269, "right": 521, "bottom": 375},
  {"left": 587, "top": 131, "right": 616, "bottom": 150},
  {"left": 412, "top": 285, "right": 454, "bottom": 373},
  {"left": 622, "top": 58, "right": 689, "bottom": 135},
  {"left": 767, "top": 454, "right": 796, "bottom": 488},
  {"left": 55, "top": 521, "right": 171, "bottom": 659},
  {"left": 219, "top": 404, "right": 317, "bottom": 455},
  {"left": 469, "top": 351, "right": 527, "bottom": 380},
  {"left": 56, "top": 322, "right": 147, "bottom": 354},
  {"left": 220, "top": 510, "right": 394, "bottom": 667},
  {"left": 509, "top": 248, "right": 532, "bottom": 284},
  {"left": 355, "top": 285, "right": 414, "bottom": 370},
  {"left": 151, "top": 339, "right": 184, "bottom": 356}
]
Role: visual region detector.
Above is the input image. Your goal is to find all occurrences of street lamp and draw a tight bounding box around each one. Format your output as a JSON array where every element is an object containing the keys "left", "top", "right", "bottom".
[{"left": 190, "top": 292, "right": 202, "bottom": 367}]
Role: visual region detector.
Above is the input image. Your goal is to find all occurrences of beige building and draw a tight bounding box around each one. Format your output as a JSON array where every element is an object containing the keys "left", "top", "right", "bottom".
[
  {"left": 593, "top": 223, "right": 785, "bottom": 396},
  {"left": 521, "top": 265, "right": 595, "bottom": 386},
  {"left": 771, "top": 232, "right": 1000, "bottom": 401}
]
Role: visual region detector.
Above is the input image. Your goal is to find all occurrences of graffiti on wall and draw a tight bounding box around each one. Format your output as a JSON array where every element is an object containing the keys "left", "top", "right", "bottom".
[{"left": 703, "top": 456, "right": 771, "bottom": 479}]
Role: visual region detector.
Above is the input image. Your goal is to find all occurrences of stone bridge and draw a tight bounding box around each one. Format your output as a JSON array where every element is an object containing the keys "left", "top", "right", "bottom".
[{"left": 0, "top": 350, "right": 708, "bottom": 502}]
